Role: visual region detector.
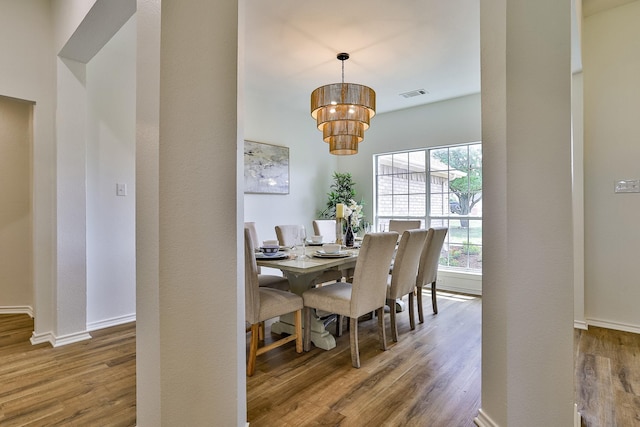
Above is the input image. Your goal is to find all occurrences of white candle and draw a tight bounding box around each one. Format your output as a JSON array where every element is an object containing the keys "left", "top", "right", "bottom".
[{"left": 336, "top": 203, "right": 344, "bottom": 218}]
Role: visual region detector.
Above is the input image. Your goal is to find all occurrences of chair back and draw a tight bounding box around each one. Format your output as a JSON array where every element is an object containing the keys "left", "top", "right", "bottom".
[
  {"left": 388, "top": 219, "right": 422, "bottom": 234},
  {"left": 349, "top": 232, "right": 399, "bottom": 317},
  {"left": 244, "top": 228, "right": 261, "bottom": 324},
  {"left": 389, "top": 229, "right": 428, "bottom": 299},
  {"left": 416, "top": 227, "right": 448, "bottom": 287},
  {"left": 312, "top": 220, "right": 336, "bottom": 243},
  {"left": 275, "top": 224, "right": 304, "bottom": 247},
  {"left": 244, "top": 222, "right": 262, "bottom": 273}
]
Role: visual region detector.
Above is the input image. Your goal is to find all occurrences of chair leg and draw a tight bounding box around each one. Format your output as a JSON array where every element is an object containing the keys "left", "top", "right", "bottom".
[
  {"left": 417, "top": 285, "right": 425, "bottom": 323},
  {"left": 431, "top": 280, "right": 438, "bottom": 314},
  {"left": 408, "top": 292, "right": 416, "bottom": 330},
  {"left": 349, "top": 317, "right": 360, "bottom": 368},
  {"left": 294, "top": 310, "right": 303, "bottom": 353},
  {"left": 387, "top": 298, "right": 398, "bottom": 342},
  {"left": 377, "top": 307, "right": 387, "bottom": 351},
  {"left": 247, "top": 323, "right": 259, "bottom": 376},
  {"left": 258, "top": 321, "right": 265, "bottom": 341},
  {"left": 303, "top": 307, "right": 312, "bottom": 352},
  {"left": 336, "top": 315, "right": 344, "bottom": 337}
]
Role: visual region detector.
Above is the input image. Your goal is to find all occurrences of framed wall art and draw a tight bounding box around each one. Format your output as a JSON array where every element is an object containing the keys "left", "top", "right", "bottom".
[{"left": 243, "top": 140, "right": 290, "bottom": 194}]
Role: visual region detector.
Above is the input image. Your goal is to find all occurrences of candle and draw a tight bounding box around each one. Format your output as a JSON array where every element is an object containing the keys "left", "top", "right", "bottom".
[{"left": 336, "top": 203, "right": 344, "bottom": 218}]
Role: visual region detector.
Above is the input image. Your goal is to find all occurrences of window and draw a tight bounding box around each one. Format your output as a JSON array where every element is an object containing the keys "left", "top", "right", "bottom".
[{"left": 374, "top": 143, "right": 482, "bottom": 273}]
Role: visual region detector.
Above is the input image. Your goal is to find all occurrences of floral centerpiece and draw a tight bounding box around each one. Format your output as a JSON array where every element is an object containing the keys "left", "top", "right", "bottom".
[{"left": 343, "top": 199, "right": 364, "bottom": 231}]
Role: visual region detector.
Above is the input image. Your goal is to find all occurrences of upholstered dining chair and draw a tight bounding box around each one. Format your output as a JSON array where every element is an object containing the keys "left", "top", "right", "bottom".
[
  {"left": 385, "top": 229, "right": 428, "bottom": 342},
  {"left": 312, "top": 219, "right": 337, "bottom": 243},
  {"left": 274, "top": 224, "right": 304, "bottom": 247},
  {"left": 244, "top": 222, "right": 289, "bottom": 291},
  {"left": 388, "top": 219, "right": 422, "bottom": 239},
  {"left": 302, "top": 232, "right": 398, "bottom": 368},
  {"left": 244, "top": 228, "right": 303, "bottom": 376},
  {"left": 416, "top": 227, "right": 448, "bottom": 320}
]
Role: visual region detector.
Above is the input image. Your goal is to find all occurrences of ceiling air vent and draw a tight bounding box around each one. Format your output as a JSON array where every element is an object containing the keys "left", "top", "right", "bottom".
[{"left": 399, "top": 89, "right": 429, "bottom": 99}]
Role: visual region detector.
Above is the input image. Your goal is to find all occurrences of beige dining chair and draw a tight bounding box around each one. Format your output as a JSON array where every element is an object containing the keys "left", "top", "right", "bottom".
[
  {"left": 386, "top": 229, "right": 428, "bottom": 342},
  {"left": 244, "top": 228, "right": 303, "bottom": 376},
  {"left": 244, "top": 222, "right": 289, "bottom": 291},
  {"left": 274, "top": 224, "right": 305, "bottom": 247},
  {"left": 312, "top": 219, "right": 336, "bottom": 243},
  {"left": 416, "top": 227, "right": 448, "bottom": 321},
  {"left": 302, "top": 232, "right": 398, "bottom": 368},
  {"left": 388, "top": 219, "right": 422, "bottom": 238}
]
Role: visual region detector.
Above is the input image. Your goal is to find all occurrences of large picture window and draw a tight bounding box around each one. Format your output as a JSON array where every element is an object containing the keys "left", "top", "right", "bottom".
[{"left": 374, "top": 143, "right": 482, "bottom": 273}]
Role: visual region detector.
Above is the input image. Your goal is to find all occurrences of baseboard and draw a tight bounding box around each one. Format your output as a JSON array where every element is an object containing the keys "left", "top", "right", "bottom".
[
  {"left": 439, "top": 284, "right": 482, "bottom": 296},
  {"left": 586, "top": 317, "right": 640, "bottom": 334},
  {"left": 575, "top": 403, "right": 581, "bottom": 427},
  {"left": 87, "top": 313, "right": 136, "bottom": 331},
  {"left": 474, "top": 408, "right": 499, "bottom": 427},
  {"left": 574, "top": 320, "right": 588, "bottom": 330},
  {"left": 31, "top": 329, "right": 92, "bottom": 347},
  {"left": 0, "top": 306, "right": 34, "bottom": 317},
  {"left": 438, "top": 270, "right": 482, "bottom": 296}
]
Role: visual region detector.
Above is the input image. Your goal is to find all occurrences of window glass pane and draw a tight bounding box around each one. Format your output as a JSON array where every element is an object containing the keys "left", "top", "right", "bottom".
[
  {"left": 430, "top": 148, "right": 448, "bottom": 172},
  {"left": 430, "top": 194, "right": 447, "bottom": 217},
  {"left": 408, "top": 151, "right": 426, "bottom": 172},
  {"left": 392, "top": 173, "right": 408, "bottom": 194},
  {"left": 378, "top": 195, "right": 393, "bottom": 216},
  {"left": 408, "top": 193, "right": 426, "bottom": 217},
  {"left": 377, "top": 154, "right": 393, "bottom": 175},
  {"left": 392, "top": 152, "right": 409, "bottom": 172},
  {"left": 408, "top": 172, "right": 426, "bottom": 194},
  {"left": 377, "top": 174, "right": 393, "bottom": 196},
  {"left": 392, "top": 194, "right": 409, "bottom": 216},
  {"left": 469, "top": 144, "right": 482, "bottom": 169}
]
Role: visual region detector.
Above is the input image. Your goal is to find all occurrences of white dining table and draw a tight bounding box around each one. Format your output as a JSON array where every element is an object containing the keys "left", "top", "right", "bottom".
[{"left": 256, "top": 245, "right": 359, "bottom": 350}]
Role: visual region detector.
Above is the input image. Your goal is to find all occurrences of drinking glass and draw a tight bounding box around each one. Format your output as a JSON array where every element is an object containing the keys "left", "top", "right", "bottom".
[{"left": 296, "top": 226, "right": 308, "bottom": 259}]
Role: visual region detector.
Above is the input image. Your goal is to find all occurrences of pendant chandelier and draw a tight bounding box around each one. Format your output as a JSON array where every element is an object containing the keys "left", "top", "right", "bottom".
[{"left": 311, "top": 53, "right": 376, "bottom": 155}]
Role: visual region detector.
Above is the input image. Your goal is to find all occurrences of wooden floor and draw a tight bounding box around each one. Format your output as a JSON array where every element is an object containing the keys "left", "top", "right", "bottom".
[
  {"left": 575, "top": 326, "right": 640, "bottom": 427},
  {"left": 0, "top": 315, "right": 136, "bottom": 427},
  {"left": 247, "top": 291, "right": 482, "bottom": 426},
  {"left": 1, "top": 294, "right": 638, "bottom": 426}
]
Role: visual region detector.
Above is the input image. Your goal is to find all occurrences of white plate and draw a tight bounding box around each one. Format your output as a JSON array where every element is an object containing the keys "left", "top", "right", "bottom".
[
  {"left": 255, "top": 252, "right": 289, "bottom": 260},
  {"left": 313, "top": 250, "right": 351, "bottom": 258}
]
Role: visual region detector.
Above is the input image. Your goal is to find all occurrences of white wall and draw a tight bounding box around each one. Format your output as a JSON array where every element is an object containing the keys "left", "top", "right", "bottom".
[
  {"left": 0, "top": 0, "right": 57, "bottom": 333},
  {"left": 0, "top": 96, "right": 33, "bottom": 312},
  {"left": 86, "top": 15, "right": 136, "bottom": 329},
  {"left": 244, "top": 95, "right": 338, "bottom": 241},
  {"left": 583, "top": 0, "right": 640, "bottom": 332}
]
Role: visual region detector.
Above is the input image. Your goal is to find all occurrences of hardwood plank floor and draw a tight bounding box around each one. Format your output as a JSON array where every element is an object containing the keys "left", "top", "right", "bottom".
[
  {"left": 1, "top": 293, "right": 638, "bottom": 426},
  {"left": 247, "top": 291, "right": 482, "bottom": 426},
  {"left": 575, "top": 326, "right": 640, "bottom": 427},
  {"left": 0, "top": 315, "right": 136, "bottom": 427}
]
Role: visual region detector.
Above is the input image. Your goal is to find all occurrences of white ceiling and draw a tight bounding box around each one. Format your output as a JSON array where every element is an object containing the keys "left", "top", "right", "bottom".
[{"left": 244, "top": 0, "right": 481, "bottom": 116}]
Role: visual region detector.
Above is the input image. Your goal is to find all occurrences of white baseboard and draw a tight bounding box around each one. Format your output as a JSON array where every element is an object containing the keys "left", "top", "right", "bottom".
[
  {"left": 31, "top": 329, "right": 92, "bottom": 347},
  {"left": 0, "top": 306, "right": 34, "bottom": 317},
  {"left": 439, "top": 270, "right": 482, "bottom": 296},
  {"left": 474, "top": 408, "right": 499, "bottom": 427},
  {"left": 575, "top": 403, "right": 581, "bottom": 427},
  {"left": 574, "top": 320, "right": 588, "bottom": 330},
  {"left": 586, "top": 317, "right": 640, "bottom": 335},
  {"left": 87, "top": 313, "right": 136, "bottom": 331}
]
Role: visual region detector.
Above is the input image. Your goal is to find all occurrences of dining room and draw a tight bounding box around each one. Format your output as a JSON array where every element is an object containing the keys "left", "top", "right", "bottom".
[{"left": 3, "top": 0, "right": 640, "bottom": 425}]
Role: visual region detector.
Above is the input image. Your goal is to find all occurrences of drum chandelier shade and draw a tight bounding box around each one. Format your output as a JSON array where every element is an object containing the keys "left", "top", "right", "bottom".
[{"left": 311, "top": 53, "right": 376, "bottom": 155}]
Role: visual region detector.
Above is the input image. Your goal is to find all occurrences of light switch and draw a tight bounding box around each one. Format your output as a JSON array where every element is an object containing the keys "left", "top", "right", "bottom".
[
  {"left": 116, "top": 183, "right": 127, "bottom": 196},
  {"left": 614, "top": 180, "right": 640, "bottom": 193}
]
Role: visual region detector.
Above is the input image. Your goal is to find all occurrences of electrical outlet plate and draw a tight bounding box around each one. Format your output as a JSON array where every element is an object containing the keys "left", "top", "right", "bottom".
[{"left": 614, "top": 180, "right": 640, "bottom": 193}]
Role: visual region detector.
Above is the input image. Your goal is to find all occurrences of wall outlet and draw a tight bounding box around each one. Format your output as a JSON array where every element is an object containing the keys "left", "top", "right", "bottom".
[{"left": 614, "top": 180, "right": 640, "bottom": 193}]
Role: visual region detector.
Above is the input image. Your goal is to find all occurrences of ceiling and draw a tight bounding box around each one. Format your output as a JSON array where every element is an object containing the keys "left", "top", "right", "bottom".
[{"left": 244, "top": 0, "right": 481, "bottom": 116}]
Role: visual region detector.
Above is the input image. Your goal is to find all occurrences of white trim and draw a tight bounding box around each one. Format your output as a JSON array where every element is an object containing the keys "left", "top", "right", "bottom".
[
  {"left": 575, "top": 403, "right": 582, "bottom": 427},
  {"left": 574, "top": 320, "right": 588, "bottom": 330},
  {"left": 0, "top": 306, "right": 34, "bottom": 317},
  {"left": 30, "top": 330, "right": 92, "bottom": 347},
  {"left": 474, "top": 408, "right": 499, "bottom": 427},
  {"left": 586, "top": 317, "right": 640, "bottom": 335},
  {"left": 87, "top": 313, "right": 136, "bottom": 331},
  {"left": 439, "top": 270, "right": 482, "bottom": 296}
]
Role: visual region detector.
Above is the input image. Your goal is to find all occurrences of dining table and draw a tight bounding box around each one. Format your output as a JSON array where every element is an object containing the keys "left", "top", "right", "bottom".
[{"left": 256, "top": 244, "right": 359, "bottom": 350}]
